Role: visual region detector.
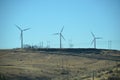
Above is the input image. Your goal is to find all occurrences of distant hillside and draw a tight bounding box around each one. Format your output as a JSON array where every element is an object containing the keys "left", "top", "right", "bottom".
[
  {"left": 0, "top": 48, "right": 120, "bottom": 80},
  {"left": 13, "top": 48, "right": 119, "bottom": 55},
  {"left": 12, "top": 48, "right": 120, "bottom": 61}
]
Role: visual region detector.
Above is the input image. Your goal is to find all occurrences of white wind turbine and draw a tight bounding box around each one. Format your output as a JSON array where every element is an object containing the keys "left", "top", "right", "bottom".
[
  {"left": 91, "top": 32, "right": 102, "bottom": 49},
  {"left": 16, "top": 25, "right": 30, "bottom": 48},
  {"left": 53, "top": 26, "right": 65, "bottom": 48}
]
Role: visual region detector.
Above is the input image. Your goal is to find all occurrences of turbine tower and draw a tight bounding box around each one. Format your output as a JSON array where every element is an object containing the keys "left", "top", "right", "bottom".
[
  {"left": 54, "top": 26, "right": 65, "bottom": 48},
  {"left": 16, "top": 25, "right": 30, "bottom": 49},
  {"left": 91, "top": 32, "right": 102, "bottom": 49}
]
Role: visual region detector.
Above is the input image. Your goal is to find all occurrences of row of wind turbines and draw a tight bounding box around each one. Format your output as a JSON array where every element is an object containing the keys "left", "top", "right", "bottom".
[{"left": 16, "top": 25, "right": 102, "bottom": 49}]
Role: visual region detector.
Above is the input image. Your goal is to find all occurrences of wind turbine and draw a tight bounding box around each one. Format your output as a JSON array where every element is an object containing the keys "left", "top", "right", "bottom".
[
  {"left": 53, "top": 26, "right": 65, "bottom": 48},
  {"left": 16, "top": 25, "right": 30, "bottom": 49},
  {"left": 91, "top": 32, "right": 102, "bottom": 49}
]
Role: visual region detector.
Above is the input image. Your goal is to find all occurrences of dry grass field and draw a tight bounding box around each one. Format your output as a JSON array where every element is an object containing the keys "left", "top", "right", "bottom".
[{"left": 0, "top": 49, "right": 120, "bottom": 80}]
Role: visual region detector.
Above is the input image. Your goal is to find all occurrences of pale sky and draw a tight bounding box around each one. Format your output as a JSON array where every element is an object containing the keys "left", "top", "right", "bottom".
[{"left": 0, "top": 0, "right": 120, "bottom": 50}]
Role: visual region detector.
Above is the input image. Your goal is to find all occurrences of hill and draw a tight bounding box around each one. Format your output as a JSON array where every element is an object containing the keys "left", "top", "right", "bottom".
[{"left": 0, "top": 48, "right": 120, "bottom": 80}]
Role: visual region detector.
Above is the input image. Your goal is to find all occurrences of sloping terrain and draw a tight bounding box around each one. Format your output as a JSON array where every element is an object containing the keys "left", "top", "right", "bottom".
[{"left": 0, "top": 49, "right": 120, "bottom": 80}]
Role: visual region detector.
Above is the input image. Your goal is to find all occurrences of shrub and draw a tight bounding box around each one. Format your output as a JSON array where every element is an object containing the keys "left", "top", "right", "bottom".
[
  {"left": 0, "top": 74, "right": 7, "bottom": 80},
  {"left": 108, "top": 76, "right": 120, "bottom": 80}
]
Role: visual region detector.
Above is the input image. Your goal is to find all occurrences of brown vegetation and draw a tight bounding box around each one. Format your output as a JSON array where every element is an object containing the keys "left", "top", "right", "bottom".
[{"left": 0, "top": 49, "right": 120, "bottom": 80}]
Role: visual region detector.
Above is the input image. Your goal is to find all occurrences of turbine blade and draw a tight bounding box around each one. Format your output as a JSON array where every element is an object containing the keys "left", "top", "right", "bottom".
[
  {"left": 53, "top": 33, "right": 59, "bottom": 35},
  {"left": 91, "top": 32, "right": 95, "bottom": 38},
  {"left": 61, "top": 34, "right": 65, "bottom": 40},
  {"left": 96, "top": 37, "right": 102, "bottom": 39},
  {"left": 60, "top": 26, "right": 64, "bottom": 33},
  {"left": 23, "top": 28, "right": 30, "bottom": 31},
  {"left": 91, "top": 39, "right": 94, "bottom": 46},
  {"left": 15, "top": 25, "right": 22, "bottom": 31}
]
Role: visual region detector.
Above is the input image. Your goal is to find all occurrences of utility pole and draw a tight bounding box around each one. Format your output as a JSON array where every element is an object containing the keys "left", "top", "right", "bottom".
[
  {"left": 116, "top": 60, "right": 118, "bottom": 76},
  {"left": 108, "top": 40, "right": 112, "bottom": 49},
  {"left": 39, "top": 41, "right": 43, "bottom": 48},
  {"left": 46, "top": 41, "right": 50, "bottom": 48},
  {"left": 92, "top": 71, "right": 95, "bottom": 80},
  {"left": 69, "top": 40, "right": 74, "bottom": 48}
]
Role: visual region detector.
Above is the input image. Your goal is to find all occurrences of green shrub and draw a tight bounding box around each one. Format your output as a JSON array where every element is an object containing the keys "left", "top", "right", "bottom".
[
  {"left": 108, "top": 76, "right": 120, "bottom": 80},
  {"left": 0, "top": 74, "right": 7, "bottom": 80}
]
